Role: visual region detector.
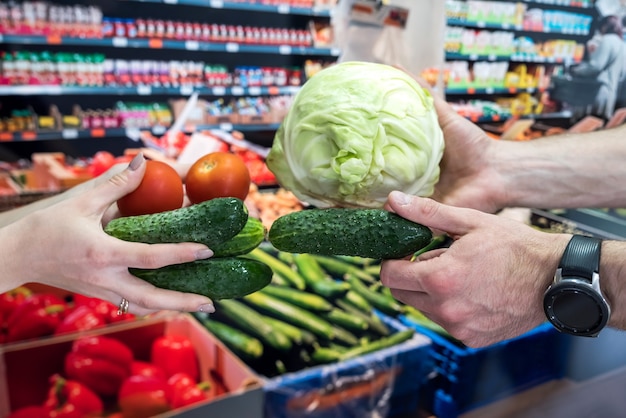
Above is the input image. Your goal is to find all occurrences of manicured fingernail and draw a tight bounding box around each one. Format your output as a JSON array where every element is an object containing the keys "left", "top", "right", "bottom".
[
  {"left": 196, "top": 249, "right": 214, "bottom": 260},
  {"left": 198, "top": 303, "right": 215, "bottom": 313},
  {"left": 391, "top": 191, "right": 412, "bottom": 206},
  {"left": 129, "top": 153, "right": 144, "bottom": 171}
]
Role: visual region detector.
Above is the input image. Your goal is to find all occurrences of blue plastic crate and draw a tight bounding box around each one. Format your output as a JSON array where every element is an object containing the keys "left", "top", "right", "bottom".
[
  {"left": 264, "top": 315, "right": 434, "bottom": 418},
  {"left": 400, "top": 318, "right": 569, "bottom": 418}
]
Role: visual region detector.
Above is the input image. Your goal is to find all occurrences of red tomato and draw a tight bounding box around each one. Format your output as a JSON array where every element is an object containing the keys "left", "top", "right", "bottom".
[
  {"left": 89, "top": 151, "right": 116, "bottom": 177},
  {"left": 117, "top": 160, "right": 184, "bottom": 217},
  {"left": 185, "top": 152, "right": 251, "bottom": 204}
]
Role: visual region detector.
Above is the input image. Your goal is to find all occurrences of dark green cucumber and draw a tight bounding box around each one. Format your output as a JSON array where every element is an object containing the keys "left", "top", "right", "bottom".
[
  {"left": 211, "top": 217, "right": 266, "bottom": 257},
  {"left": 129, "top": 257, "right": 272, "bottom": 300},
  {"left": 335, "top": 299, "right": 390, "bottom": 337},
  {"left": 292, "top": 253, "right": 349, "bottom": 298},
  {"left": 331, "top": 326, "right": 359, "bottom": 346},
  {"left": 260, "top": 284, "right": 333, "bottom": 312},
  {"left": 269, "top": 208, "right": 432, "bottom": 259},
  {"left": 216, "top": 299, "right": 292, "bottom": 352},
  {"left": 311, "top": 346, "right": 342, "bottom": 365},
  {"left": 244, "top": 291, "right": 334, "bottom": 340},
  {"left": 246, "top": 248, "right": 306, "bottom": 290},
  {"left": 340, "top": 329, "right": 415, "bottom": 361},
  {"left": 196, "top": 316, "right": 263, "bottom": 359},
  {"left": 262, "top": 316, "right": 316, "bottom": 346},
  {"left": 313, "top": 255, "right": 378, "bottom": 284},
  {"left": 105, "top": 197, "right": 248, "bottom": 247},
  {"left": 321, "top": 308, "right": 369, "bottom": 334}
]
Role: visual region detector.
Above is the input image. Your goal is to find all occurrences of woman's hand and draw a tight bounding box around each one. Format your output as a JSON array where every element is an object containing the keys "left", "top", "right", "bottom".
[
  {"left": 0, "top": 154, "right": 215, "bottom": 316},
  {"left": 380, "top": 191, "right": 571, "bottom": 347}
]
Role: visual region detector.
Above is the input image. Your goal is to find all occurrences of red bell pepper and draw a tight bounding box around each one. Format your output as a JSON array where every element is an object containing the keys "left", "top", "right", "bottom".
[
  {"left": 167, "top": 372, "right": 211, "bottom": 409},
  {"left": 0, "top": 286, "right": 32, "bottom": 320},
  {"left": 150, "top": 335, "right": 199, "bottom": 381},
  {"left": 64, "top": 335, "right": 133, "bottom": 397},
  {"left": 55, "top": 305, "right": 107, "bottom": 335},
  {"left": 131, "top": 360, "right": 166, "bottom": 381},
  {"left": 6, "top": 406, "right": 48, "bottom": 418},
  {"left": 118, "top": 374, "right": 171, "bottom": 418},
  {"left": 6, "top": 293, "right": 66, "bottom": 329},
  {"left": 43, "top": 374, "right": 103, "bottom": 418},
  {"left": 5, "top": 304, "right": 66, "bottom": 343}
]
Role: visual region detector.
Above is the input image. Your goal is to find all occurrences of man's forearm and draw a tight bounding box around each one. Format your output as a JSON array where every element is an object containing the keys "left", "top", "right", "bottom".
[{"left": 495, "top": 124, "right": 626, "bottom": 209}]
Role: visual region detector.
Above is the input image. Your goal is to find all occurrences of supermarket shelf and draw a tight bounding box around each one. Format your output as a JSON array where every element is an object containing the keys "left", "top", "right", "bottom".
[
  {"left": 463, "top": 110, "right": 573, "bottom": 123},
  {"left": 0, "top": 84, "right": 301, "bottom": 96},
  {"left": 445, "top": 51, "right": 579, "bottom": 65},
  {"left": 127, "top": 0, "right": 333, "bottom": 17},
  {"left": 445, "top": 86, "right": 546, "bottom": 95},
  {"left": 0, "top": 34, "right": 341, "bottom": 57},
  {"left": 0, "top": 123, "right": 281, "bottom": 143},
  {"left": 520, "top": 0, "right": 595, "bottom": 10},
  {"left": 445, "top": 18, "right": 590, "bottom": 36}
]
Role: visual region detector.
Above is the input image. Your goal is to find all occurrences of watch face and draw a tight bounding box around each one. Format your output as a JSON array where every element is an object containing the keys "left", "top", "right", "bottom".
[{"left": 544, "top": 281, "right": 610, "bottom": 336}]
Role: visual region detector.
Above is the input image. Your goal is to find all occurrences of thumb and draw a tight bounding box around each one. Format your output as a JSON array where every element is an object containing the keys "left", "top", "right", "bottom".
[
  {"left": 387, "top": 191, "right": 478, "bottom": 236},
  {"left": 87, "top": 153, "right": 147, "bottom": 212}
]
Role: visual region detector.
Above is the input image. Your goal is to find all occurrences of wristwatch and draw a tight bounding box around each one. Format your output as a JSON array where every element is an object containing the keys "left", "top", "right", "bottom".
[{"left": 543, "top": 234, "right": 611, "bottom": 337}]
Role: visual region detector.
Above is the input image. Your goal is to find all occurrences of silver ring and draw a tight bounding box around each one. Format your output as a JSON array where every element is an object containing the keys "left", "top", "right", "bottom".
[{"left": 117, "top": 298, "right": 129, "bottom": 316}]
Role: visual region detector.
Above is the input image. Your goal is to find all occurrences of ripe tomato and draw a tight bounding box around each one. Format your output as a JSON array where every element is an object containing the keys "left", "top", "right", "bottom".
[
  {"left": 185, "top": 152, "right": 251, "bottom": 204},
  {"left": 89, "top": 151, "right": 116, "bottom": 177},
  {"left": 117, "top": 160, "right": 184, "bottom": 217}
]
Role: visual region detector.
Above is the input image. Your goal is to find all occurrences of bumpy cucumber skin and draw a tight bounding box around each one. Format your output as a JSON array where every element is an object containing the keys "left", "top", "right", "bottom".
[
  {"left": 268, "top": 208, "right": 432, "bottom": 259},
  {"left": 211, "top": 217, "right": 266, "bottom": 258},
  {"left": 105, "top": 197, "right": 248, "bottom": 248},
  {"left": 129, "top": 257, "right": 272, "bottom": 300}
]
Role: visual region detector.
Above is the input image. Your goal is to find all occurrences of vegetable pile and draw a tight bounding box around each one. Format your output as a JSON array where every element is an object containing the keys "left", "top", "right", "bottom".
[{"left": 267, "top": 61, "right": 444, "bottom": 209}]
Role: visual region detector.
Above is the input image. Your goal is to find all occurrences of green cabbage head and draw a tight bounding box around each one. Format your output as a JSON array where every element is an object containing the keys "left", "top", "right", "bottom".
[{"left": 266, "top": 61, "right": 444, "bottom": 208}]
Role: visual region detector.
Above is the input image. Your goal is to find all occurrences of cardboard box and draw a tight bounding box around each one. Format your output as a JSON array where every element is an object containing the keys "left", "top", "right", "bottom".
[
  {"left": 31, "top": 152, "right": 92, "bottom": 190},
  {"left": 0, "top": 313, "right": 263, "bottom": 418}
]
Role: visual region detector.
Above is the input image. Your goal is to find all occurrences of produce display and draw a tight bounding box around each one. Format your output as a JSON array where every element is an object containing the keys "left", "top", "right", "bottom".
[
  {"left": 6, "top": 333, "right": 212, "bottom": 417},
  {"left": 193, "top": 244, "right": 450, "bottom": 378},
  {"left": 267, "top": 61, "right": 444, "bottom": 209}
]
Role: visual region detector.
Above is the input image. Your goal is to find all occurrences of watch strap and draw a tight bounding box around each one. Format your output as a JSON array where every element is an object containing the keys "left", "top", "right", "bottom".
[{"left": 559, "top": 235, "right": 602, "bottom": 279}]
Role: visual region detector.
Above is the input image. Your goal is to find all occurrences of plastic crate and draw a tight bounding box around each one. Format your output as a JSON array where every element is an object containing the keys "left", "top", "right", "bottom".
[
  {"left": 400, "top": 319, "right": 569, "bottom": 418},
  {"left": 263, "top": 314, "right": 433, "bottom": 418}
]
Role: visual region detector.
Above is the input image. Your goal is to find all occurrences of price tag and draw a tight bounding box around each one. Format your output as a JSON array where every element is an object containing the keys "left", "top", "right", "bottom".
[
  {"left": 212, "top": 86, "right": 226, "bottom": 96},
  {"left": 248, "top": 86, "right": 262, "bottom": 96},
  {"left": 225, "top": 42, "right": 239, "bottom": 53},
  {"left": 125, "top": 127, "right": 141, "bottom": 141},
  {"left": 137, "top": 85, "right": 152, "bottom": 95},
  {"left": 209, "top": 0, "right": 224, "bottom": 7},
  {"left": 330, "top": 47, "right": 341, "bottom": 56},
  {"left": 279, "top": 45, "right": 292, "bottom": 55},
  {"left": 112, "top": 37, "right": 128, "bottom": 48},
  {"left": 185, "top": 40, "right": 200, "bottom": 50},
  {"left": 476, "top": 21, "right": 486, "bottom": 28},
  {"left": 277, "top": 4, "right": 290, "bottom": 14},
  {"left": 485, "top": 87, "right": 494, "bottom": 94},
  {"left": 180, "top": 85, "right": 194, "bottom": 95},
  {"left": 469, "top": 54, "right": 478, "bottom": 61},
  {"left": 219, "top": 123, "right": 234, "bottom": 131},
  {"left": 231, "top": 86, "right": 244, "bottom": 96},
  {"left": 163, "top": 0, "right": 177, "bottom": 3},
  {"left": 0, "top": 34, "right": 3, "bottom": 43},
  {"left": 488, "top": 54, "right": 497, "bottom": 61},
  {"left": 61, "top": 129, "right": 78, "bottom": 139}
]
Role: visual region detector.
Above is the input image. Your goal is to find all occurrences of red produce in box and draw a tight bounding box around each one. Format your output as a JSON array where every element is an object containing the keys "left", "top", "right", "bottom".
[
  {"left": 167, "top": 372, "right": 211, "bottom": 408},
  {"left": 55, "top": 305, "right": 107, "bottom": 335},
  {"left": 64, "top": 335, "right": 133, "bottom": 397},
  {"left": 0, "top": 286, "right": 32, "bottom": 319},
  {"left": 131, "top": 360, "right": 167, "bottom": 381},
  {"left": 43, "top": 374, "right": 104, "bottom": 418},
  {"left": 118, "top": 374, "right": 171, "bottom": 418},
  {"left": 72, "top": 294, "right": 135, "bottom": 323},
  {"left": 6, "top": 304, "right": 66, "bottom": 343},
  {"left": 151, "top": 335, "right": 199, "bottom": 381}
]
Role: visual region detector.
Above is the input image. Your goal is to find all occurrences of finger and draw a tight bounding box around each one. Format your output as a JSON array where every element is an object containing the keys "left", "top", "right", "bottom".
[
  {"left": 111, "top": 240, "right": 213, "bottom": 270},
  {"left": 113, "top": 273, "right": 214, "bottom": 314},
  {"left": 387, "top": 192, "right": 481, "bottom": 237},
  {"left": 389, "top": 288, "right": 436, "bottom": 314},
  {"left": 83, "top": 153, "right": 147, "bottom": 213}
]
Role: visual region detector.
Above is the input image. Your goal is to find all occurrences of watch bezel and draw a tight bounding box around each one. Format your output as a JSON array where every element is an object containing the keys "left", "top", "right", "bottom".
[{"left": 544, "top": 270, "right": 611, "bottom": 337}]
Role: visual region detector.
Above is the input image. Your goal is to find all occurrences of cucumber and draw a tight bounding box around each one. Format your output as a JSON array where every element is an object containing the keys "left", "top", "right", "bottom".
[
  {"left": 321, "top": 308, "right": 369, "bottom": 334},
  {"left": 129, "top": 257, "right": 272, "bottom": 300},
  {"left": 346, "top": 274, "right": 404, "bottom": 317},
  {"left": 313, "top": 255, "right": 378, "bottom": 284},
  {"left": 292, "top": 253, "right": 350, "bottom": 298},
  {"left": 335, "top": 299, "right": 390, "bottom": 337},
  {"left": 262, "top": 316, "right": 315, "bottom": 346},
  {"left": 344, "top": 290, "right": 373, "bottom": 313},
  {"left": 260, "top": 284, "right": 333, "bottom": 312},
  {"left": 244, "top": 291, "right": 334, "bottom": 340},
  {"left": 194, "top": 315, "right": 263, "bottom": 359},
  {"left": 211, "top": 217, "right": 266, "bottom": 257},
  {"left": 216, "top": 299, "right": 292, "bottom": 352},
  {"left": 311, "top": 346, "right": 342, "bottom": 365},
  {"left": 105, "top": 197, "right": 248, "bottom": 248},
  {"left": 340, "top": 329, "right": 415, "bottom": 361},
  {"left": 246, "top": 248, "right": 306, "bottom": 290},
  {"left": 269, "top": 208, "right": 432, "bottom": 259}
]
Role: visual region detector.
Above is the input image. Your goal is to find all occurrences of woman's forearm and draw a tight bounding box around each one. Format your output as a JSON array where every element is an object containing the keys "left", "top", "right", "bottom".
[{"left": 494, "top": 124, "right": 626, "bottom": 209}]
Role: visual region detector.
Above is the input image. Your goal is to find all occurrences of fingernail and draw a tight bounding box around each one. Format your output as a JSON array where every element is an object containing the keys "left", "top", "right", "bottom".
[
  {"left": 196, "top": 249, "right": 214, "bottom": 260},
  {"left": 129, "top": 153, "right": 144, "bottom": 171},
  {"left": 198, "top": 303, "right": 215, "bottom": 313},
  {"left": 391, "top": 191, "right": 412, "bottom": 206}
]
